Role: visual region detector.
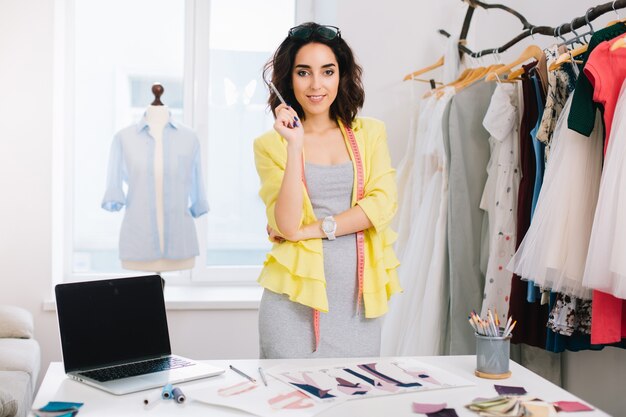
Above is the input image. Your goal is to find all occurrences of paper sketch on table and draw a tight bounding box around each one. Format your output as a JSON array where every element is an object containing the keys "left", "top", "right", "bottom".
[
  {"left": 269, "top": 358, "right": 474, "bottom": 403},
  {"left": 186, "top": 371, "right": 337, "bottom": 417},
  {"left": 187, "top": 358, "right": 473, "bottom": 416}
]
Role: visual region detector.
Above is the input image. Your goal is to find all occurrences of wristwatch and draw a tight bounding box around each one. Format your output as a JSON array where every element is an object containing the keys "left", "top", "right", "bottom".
[{"left": 321, "top": 216, "right": 337, "bottom": 240}]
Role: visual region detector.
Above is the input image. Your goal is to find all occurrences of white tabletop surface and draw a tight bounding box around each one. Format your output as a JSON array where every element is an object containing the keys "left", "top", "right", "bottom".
[{"left": 32, "top": 356, "right": 610, "bottom": 416}]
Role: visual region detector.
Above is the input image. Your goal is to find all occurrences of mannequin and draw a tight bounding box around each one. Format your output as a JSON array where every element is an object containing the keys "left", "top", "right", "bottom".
[{"left": 122, "top": 84, "right": 195, "bottom": 272}]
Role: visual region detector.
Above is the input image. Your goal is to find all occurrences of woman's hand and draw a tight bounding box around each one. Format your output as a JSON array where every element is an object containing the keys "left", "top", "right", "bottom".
[
  {"left": 266, "top": 221, "right": 323, "bottom": 243},
  {"left": 273, "top": 104, "right": 303, "bottom": 147},
  {"left": 266, "top": 224, "right": 285, "bottom": 243}
]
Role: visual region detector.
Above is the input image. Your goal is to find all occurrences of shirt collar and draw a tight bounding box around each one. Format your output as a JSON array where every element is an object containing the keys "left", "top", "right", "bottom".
[{"left": 136, "top": 109, "right": 179, "bottom": 132}]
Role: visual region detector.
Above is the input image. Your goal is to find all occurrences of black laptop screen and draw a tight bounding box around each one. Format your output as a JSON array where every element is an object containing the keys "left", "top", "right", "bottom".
[{"left": 55, "top": 275, "right": 172, "bottom": 372}]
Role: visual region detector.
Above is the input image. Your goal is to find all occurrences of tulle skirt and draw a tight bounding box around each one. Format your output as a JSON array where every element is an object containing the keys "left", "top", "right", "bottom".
[
  {"left": 583, "top": 81, "right": 626, "bottom": 299},
  {"left": 507, "top": 96, "right": 603, "bottom": 300}
]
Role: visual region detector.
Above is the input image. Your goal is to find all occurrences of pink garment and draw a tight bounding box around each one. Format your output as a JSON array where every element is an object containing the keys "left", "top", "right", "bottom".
[
  {"left": 584, "top": 36, "right": 626, "bottom": 344},
  {"left": 584, "top": 35, "right": 626, "bottom": 153}
]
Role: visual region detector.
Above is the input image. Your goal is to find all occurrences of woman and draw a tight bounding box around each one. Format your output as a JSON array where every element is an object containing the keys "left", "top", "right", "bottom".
[{"left": 254, "top": 22, "right": 401, "bottom": 359}]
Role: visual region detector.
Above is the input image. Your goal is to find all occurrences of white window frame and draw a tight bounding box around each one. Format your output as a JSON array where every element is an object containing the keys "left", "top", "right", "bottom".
[{"left": 52, "top": 0, "right": 316, "bottom": 288}]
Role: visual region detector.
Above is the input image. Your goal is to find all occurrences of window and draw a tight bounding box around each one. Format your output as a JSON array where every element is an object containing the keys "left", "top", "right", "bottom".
[
  {"left": 59, "top": 0, "right": 308, "bottom": 283},
  {"left": 203, "top": 1, "right": 295, "bottom": 270},
  {"left": 71, "top": 0, "right": 186, "bottom": 275}
]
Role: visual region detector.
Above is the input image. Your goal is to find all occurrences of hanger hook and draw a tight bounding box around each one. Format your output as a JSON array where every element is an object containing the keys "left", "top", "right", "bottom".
[
  {"left": 568, "top": 18, "right": 583, "bottom": 46},
  {"left": 529, "top": 26, "right": 536, "bottom": 40},
  {"left": 569, "top": 18, "right": 580, "bottom": 39},
  {"left": 469, "top": 51, "right": 477, "bottom": 67},
  {"left": 556, "top": 25, "right": 567, "bottom": 43},
  {"left": 613, "top": 1, "right": 621, "bottom": 19},
  {"left": 492, "top": 48, "right": 501, "bottom": 65},
  {"left": 585, "top": 8, "right": 595, "bottom": 35}
]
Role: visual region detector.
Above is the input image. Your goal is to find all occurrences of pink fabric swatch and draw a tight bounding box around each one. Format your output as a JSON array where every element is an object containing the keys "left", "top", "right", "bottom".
[
  {"left": 553, "top": 401, "right": 594, "bottom": 412},
  {"left": 412, "top": 402, "right": 447, "bottom": 414}
]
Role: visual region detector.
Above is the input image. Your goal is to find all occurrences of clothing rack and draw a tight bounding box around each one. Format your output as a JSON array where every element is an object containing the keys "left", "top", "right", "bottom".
[{"left": 447, "top": 0, "right": 626, "bottom": 58}]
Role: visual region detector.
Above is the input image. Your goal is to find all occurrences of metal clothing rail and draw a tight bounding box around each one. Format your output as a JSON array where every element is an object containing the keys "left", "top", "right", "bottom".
[{"left": 448, "top": 0, "right": 626, "bottom": 58}]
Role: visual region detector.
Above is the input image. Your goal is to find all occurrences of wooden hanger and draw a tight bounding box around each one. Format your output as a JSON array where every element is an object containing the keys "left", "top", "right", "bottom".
[
  {"left": 610, "top": 34, "right": 626, "bottom": 50},
  {"left": 433, "top": 64, "right": 506, "bottom": 97},
  {"left": 485, "top": 45, "right": 543, "bottom": 81},
  {"left": 403, "top": 56, "right": 444, "bottom": 81},
  {"left": 424, "top": 67, "right": 473, "bottom": 98},
  {"left": 436, "top": 67, "right": 488, "bottom": 97},
  {"left": 456, "top": 64, "right": 503, "bottom": 91},
  {"left": 449, "top": 68, "right": 479, "bottom": 88},
  {"left": 607, "top": 17, "right": 626, "bottom": 26},
  {"left": 457, "top": 64, "right": 505, "bottom": 92},
  {"left": 505, "top": 66, "right": 525, "bottom": 81},
  {"left": 436, "top": 67, "right": 483, "bottom": 97},
  {"left": 409, "top": 78, "right": 444, "bottom": 86},
  {"left": 548, "top": 45, "right": 586, "bottom": 71},
  {"left": 606, "top": 6, "right": 626, "bottom": 27}
]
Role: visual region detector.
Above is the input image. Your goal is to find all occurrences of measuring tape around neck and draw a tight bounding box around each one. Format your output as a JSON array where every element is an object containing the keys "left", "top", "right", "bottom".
[{"left": 303, "top": 123, "right": 366, "bottom": 352}]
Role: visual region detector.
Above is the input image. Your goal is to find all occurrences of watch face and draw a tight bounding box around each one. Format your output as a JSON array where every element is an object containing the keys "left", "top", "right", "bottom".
[
  {"left": 322, "top": 218, "right": 332, "bottom": 233},
  {"left": 322, "top": 217, "right": 335, "bottom": 233}
]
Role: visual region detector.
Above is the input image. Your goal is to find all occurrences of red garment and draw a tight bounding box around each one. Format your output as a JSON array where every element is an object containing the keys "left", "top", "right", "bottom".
[
  {"left": 584, "top": 35, "right": 626, "bottom": 154},
  {"left": 585, "top": 34, "right": 626, "bottom": 344},
  {"left": 591, "top": 291, "right": 626, "bottom": 344}
]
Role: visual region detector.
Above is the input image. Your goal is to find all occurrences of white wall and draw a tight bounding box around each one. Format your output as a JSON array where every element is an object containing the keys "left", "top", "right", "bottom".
[
  {"left": 0, "top": 0, "right": 58, "bottom": 386},
  {"left": 0, "top": 1, "right": 625, "bottom": 416}
]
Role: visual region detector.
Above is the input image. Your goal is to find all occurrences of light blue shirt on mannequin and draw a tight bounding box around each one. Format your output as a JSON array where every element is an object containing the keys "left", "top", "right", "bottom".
[{"left": 102, "top": 115, "right": 208, "bottom": 261}]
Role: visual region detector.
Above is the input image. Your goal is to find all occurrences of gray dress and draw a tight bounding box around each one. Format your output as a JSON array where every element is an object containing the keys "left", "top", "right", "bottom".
[{"left": 259, "top": 161, "right": 381, "bottom": 359}]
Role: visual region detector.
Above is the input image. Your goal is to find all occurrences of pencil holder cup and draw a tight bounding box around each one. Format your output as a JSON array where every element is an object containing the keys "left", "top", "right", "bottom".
[{"left": 475, "top": 333, "right": 512, "bottom": 379}]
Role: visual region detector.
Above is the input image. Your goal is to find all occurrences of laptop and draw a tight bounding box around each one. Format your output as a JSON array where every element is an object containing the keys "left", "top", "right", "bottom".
[{"left": 55, "top": 275, "right": 224, "bottom": 395}]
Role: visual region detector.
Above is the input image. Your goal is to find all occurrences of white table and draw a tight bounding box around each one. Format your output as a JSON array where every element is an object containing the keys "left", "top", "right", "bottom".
[{"left": 32, "top": 356, "right": 609, "bottom": 416}]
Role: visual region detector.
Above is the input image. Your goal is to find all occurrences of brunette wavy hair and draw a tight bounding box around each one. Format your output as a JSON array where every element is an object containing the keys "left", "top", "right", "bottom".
[{"left": 263, "top": 22, "right": 365, "bottom": 126}]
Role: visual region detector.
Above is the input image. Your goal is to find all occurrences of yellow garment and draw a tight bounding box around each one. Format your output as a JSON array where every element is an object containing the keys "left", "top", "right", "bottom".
[{"left": 253, "top": 117, "right": 402, "bottom": 318}]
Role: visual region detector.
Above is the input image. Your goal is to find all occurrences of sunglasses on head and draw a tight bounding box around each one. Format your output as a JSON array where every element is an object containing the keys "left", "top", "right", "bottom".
[{"left": 288, "top": 25, "right": 341, "bottom": 41}]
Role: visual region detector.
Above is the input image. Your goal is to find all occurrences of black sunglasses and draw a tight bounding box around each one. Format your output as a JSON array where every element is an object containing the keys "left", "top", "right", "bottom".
[{"left": 288, "top": 25, "right": 341, "bottom": 41}]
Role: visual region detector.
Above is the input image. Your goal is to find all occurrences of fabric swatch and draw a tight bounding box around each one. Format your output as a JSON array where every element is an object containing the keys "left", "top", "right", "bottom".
[
  {"left": 412, "top": 402, "right": 447, "bottom": 414},
  {"left": 524, "top": 400, "right": 557, "bottom": 417},
  {"left": 426, "top": 408, "right": 459, "bottom": 417},
  {"left": 553, "top": 400, "right": 594, "bottom": 412},
  {"left": 494, "top": 384, "right": 527, "bottom": 395},
  {"left": 34, "top": 402, "right": 83, "bottom": 417},
  {"left": 38, "top": 402, "right": 83, "bottom": 412}
]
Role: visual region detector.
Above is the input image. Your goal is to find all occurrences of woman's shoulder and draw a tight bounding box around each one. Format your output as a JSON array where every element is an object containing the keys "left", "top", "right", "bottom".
[
  {"left": 349, "top": 117, "right": 387, "bottom": 147},
  {"left": 350, "top": 117, "right": 386, "bottom": 135},
  {"left": 254, "top": 129, "right": 283, "bottom": 152}
]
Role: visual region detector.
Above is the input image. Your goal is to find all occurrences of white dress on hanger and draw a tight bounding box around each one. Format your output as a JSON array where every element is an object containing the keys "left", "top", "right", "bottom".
[
  {"left": 507, "top": 95, "right": 603, "bottom": 300},
  {"left": 394, "top": 95, "right": 437, "bottom": 261},
  {"left": 583, "top": 80, "right": 626, "bottom": 299},
  {"left": 382, "top": 87, "right": 455, "bottom": 356},
  {"left": 395, "top": 32, "right": 461, "bottom": 260},
  {"left": 479, "top": 83, "right": 520, "bottom": 320}
]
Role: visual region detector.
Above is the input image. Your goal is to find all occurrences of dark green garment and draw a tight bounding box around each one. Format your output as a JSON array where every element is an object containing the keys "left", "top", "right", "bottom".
[{"left": 567, "top": 23, "right": 626, "bottom": 137}]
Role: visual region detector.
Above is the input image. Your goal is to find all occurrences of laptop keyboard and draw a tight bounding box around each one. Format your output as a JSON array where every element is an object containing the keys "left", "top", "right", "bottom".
[{"left": 78, "top": 357, "right": 195, "bottom": 382}]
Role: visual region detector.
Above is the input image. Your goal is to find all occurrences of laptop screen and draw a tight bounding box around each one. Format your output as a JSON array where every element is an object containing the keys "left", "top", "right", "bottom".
[{"left": 55, "top": 275, "right": 172, "bottom": 372}]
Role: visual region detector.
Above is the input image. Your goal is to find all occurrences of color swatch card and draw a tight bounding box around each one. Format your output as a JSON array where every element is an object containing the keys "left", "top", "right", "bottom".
[
  {"left": 268, "top": 358, "right": 474, "bottom": 403},
  {"left": 494, "top": 384, "right": 527, "bottom": 396},
  {"left": 553, "top": 401, "right": 594, "bottom": 412},
  {"left": 466, "top": 396, "right": 558, "bottom": 417}
]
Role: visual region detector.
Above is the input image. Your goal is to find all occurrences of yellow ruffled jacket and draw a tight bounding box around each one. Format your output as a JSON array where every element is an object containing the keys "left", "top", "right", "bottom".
[{"left": 253, "top": 117, "right": 402, "bottom": 318}]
